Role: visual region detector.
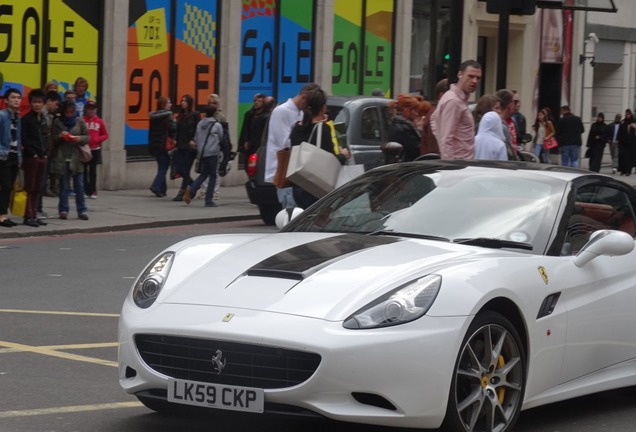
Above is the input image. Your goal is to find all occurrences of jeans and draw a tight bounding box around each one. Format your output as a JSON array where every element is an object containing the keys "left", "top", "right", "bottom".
[
  {"left": 150, "top": 151, "right": 170, "bottom": 195},
  {"left": 559, "top": 145, "right": 580, "bottom": 168},
  {"left": 189, "top": 155, "right": 218, "bottom": 205},
  {"left": 59, "top": 162, "right": 87, "bottom": 215},
  {"left": 611, "top": 140, "right": 619, "bottom": 169},
  {"left": 84, "top": 148, "right": 101, "bottom": 196},
  {"left": 176, "top": 147, "right": 197, "bottom": 190},
  {"left": 276, "top": 187, "right": 297, "bottom": 209}
]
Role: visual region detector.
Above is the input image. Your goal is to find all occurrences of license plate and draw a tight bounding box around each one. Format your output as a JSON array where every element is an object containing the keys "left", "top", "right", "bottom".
[{"left": 168, "top": 378, "right": 264, "bottom": 413}]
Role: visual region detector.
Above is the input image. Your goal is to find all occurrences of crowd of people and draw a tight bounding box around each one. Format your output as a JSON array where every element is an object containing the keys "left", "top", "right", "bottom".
[
  {"left": 396, "top": 58, "right": 629, "bottom": 175},
  {"left": 0, "top": 77, "right": 108, "bottom": 228}
]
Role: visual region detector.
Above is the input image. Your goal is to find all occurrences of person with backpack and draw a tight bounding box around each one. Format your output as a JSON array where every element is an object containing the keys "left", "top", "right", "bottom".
[{"left": 183, "top": 104, "right": 223, "bottom": 207}]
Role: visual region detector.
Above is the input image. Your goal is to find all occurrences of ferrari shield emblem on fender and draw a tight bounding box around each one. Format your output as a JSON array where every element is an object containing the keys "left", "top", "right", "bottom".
[
  {"left": 222, "top": 313, "right": 235, "bottom": 322},
  {"left": 538, "top": 266, "right": 549, "bottom": 285}
]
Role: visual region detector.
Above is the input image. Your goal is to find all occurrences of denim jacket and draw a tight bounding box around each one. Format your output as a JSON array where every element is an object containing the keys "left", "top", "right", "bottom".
[{"left": 0, "top": 109, "right": 22, "bottom": 163}]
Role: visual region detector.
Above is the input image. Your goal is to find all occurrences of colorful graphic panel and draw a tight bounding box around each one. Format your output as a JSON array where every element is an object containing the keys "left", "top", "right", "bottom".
[
  {"left": 238, "top": 0, "right": 314, "bottom": 134},
  {"left": 126, "top": 0, "right": 172, "bottom": 148},
  {"left": 362, "top": 0, "right": 393, "bottom": 96},
  {"left": 175, "top": 0, "right": 218, "bottom": 110},
  {"left": 0, "top": 0, "right": 100, "bottom": 112},
  {"left": 332, "top": 0, "right": 363, "bottom": 96},
  {"left": 238, "top": 0, "right": 276, "bottom": 129},
  {"left": 331, "top": 0, "right": 393, "bottom": 96},
  {"left": 277, "top": 0, "right": 313, "bottom": 101}
]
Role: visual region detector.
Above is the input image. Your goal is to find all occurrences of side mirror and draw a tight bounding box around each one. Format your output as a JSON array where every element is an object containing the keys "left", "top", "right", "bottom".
[{"left": 573, "top": 230, "right": 634, "bottom": 267}]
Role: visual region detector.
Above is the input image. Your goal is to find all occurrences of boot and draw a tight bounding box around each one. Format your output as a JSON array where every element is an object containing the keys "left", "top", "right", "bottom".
[{"left": 172, "top": 189, "right": 184, "bottom": 202}]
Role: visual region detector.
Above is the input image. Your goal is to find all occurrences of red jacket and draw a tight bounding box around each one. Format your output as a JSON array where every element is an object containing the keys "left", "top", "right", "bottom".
[{"left": 83, "top": 114, "right": 109, "bottom": 150}]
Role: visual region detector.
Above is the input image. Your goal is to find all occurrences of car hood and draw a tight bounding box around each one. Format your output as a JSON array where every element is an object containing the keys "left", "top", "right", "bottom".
[{"left": 159, "top": 233, "right": 503, "bottom": 321}]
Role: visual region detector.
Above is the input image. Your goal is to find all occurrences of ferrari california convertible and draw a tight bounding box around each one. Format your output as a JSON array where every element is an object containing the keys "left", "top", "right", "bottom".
[{"left": 118, "top": 160, "right": 636, "bottom": 432}]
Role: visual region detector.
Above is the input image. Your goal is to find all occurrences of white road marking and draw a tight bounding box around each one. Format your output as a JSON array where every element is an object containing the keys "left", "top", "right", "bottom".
[
  {"left": 0, "top": 341, "right": 118, "bottom": 367},
  {"left": 0, "top": 402, "right": 143, "bottom": 418},
  {"left": 0, "top": 309, "right": 119, "bottom": 317}
]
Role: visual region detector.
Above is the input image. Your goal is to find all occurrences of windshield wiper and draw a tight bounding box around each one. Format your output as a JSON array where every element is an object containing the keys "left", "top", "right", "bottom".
[
  {"left": 453, "top": 237, "right": 533, "bottom": 251},
  {"left": 367, "top": 230, "right": 450, "bottom": 242}
]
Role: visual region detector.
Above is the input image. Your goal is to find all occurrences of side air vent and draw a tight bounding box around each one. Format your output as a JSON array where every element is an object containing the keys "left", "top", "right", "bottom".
[{"left": 537, "top": 292, "right": 561, "bottom": 319}]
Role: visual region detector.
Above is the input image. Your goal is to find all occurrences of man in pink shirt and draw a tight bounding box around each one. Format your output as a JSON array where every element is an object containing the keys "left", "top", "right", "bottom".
[{"left": 430, "top": 60, "right": 482, "bottom": 159}]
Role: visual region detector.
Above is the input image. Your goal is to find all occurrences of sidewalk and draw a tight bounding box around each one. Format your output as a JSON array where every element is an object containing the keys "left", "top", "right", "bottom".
[{"left": 0, "top": 185, "right": 261, "bottom": 239}]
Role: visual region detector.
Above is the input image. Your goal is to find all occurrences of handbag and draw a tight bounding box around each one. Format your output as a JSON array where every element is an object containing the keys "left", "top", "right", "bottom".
[
  {"left": 286, "top": 123, "right": 342, "bottom": 198},
  {"left": 165, "top": 136, "right": 176, "bottom": 152},
  {"left": 544, "top": 136, "right": 558, "bottom": 150},
  {"left": 78, "top": 143, "right": 93, "bottom": 163},
  {"left": 272, "top": 146, "right": 291, "bottom": 188},
  {"left": 11, "top": 177, "right": 27, "bottom": 218}
]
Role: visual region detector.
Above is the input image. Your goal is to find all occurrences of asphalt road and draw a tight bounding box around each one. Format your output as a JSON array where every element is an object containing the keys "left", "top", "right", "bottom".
[{"left": 1, "top": 221, "right": 636, "bottom": 432}]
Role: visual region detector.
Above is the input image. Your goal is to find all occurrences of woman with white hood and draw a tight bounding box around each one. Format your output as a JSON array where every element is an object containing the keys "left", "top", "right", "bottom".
[{"left": 474, "top": 111, "right": 507, "bottom": 161}]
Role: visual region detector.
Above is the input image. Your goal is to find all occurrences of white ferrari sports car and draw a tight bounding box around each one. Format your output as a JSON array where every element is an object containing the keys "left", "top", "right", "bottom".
[{"left": 118, "top": 160, "right": 636, "bottom": 432}]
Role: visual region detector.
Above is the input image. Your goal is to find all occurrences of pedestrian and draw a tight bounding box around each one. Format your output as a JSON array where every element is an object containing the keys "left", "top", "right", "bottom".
[
  {"left": 473, "top": 94, "right": 500, "bottom": 133},
  {"left": 474, "top": 111, "right": 507, "bottom": 161},
  {"left": 388, "top": 95, "right": 428, "bottom": 162},
  {"left": 532, "top": 109, "right": 555, "bottom": 164},
  {"left": 20, "top": 89, "right": 49, "bottom": 227},
  {"left": 238, "top": 93, "right": 265, "bottom": 160},
  {"left": 196, "top": 94, "right": 231, "bottom": 201},
  {"left": 430, "top": 59, "right": 482, "bottom": 159},
  {"left": 608, "top": 113, "right": 621, "bottom": 174},
  {"left": 183, "top": 104, "right": 224, "bottom": 207},
  {"left": 147, "top": 96, "right": 175, "bottom": 197},
  {"left": 0, "top": 88, "right": 23, "bottom": 228},
  {"left": 73, "top": 77, "right": 89, "bottom": 117},
  {"left": 420, "top": 78, "right": 448, "bottom": 156},
  {"left": 43, "top": 81, "right": 59, "bottom": 94},
  {"left": 83, "top": 100, "right": 109, "bottom": 198},
  {"left": 512, "top": 90, "right": 527, "bottom": 148},
  {"left": 265, "top": 83, "right": 321, "bottom": 211},
  {"left": 51, "top": 100, "right": 90, "bottom": 220},
  {"left": 171, "top": 94, "right": 199, "bottom": 202},
  {"left": 494, "top": 89, "right": 519, "bottom": 161},
  {"left": 244, "top": 95, "right": 271, "bottom": 159},
  {"left": 556, "top": 105, "right": 585, "bottom": 168},
  {"left": 41, "top": 91, "right": 62, "bottom": 198},
  {"left": 288, "top": 89, "right": 350, "bottom": 209},
  {"left": 618, "top": 109, "right": 636, "bottom": 176},
  {"left": 586, "top": 112, "right": 609, "bottom": 173}
]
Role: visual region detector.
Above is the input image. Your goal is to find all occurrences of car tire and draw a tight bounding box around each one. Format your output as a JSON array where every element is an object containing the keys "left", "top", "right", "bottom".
[
  {"left": 259, "top": 203, "right": 282, "bottom": 226},
  {"left": 443, "top": 311, "right": 526, "bottom": 432}
]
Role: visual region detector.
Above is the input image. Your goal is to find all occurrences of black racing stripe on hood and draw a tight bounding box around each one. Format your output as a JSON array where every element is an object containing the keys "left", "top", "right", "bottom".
[{"left": 246, "top": 234, "right": 400, "bottom": 280}]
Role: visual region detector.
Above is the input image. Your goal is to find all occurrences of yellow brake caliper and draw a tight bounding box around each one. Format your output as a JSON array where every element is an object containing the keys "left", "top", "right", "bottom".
[{"left": 497, "top": 355, "right": 506, "bottom": 404}]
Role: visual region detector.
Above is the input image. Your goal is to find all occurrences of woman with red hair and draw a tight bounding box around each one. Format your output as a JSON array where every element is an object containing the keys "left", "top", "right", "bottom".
[{"left": 389, "top": 95, "right": 430, "bottom": 161}]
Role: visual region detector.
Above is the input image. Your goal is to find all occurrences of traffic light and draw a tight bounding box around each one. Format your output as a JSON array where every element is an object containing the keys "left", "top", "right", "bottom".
[{"left": 486, "top": 0, "right": 536, "bottom": 15}]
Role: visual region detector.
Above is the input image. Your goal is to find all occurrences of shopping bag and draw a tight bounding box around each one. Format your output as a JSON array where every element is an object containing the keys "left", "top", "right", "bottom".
[
  {"left": 286, "top": 141, "right": 341, "bottom": 198},
  {"left": 272, "top": 147, "right": 291, "bottom": 188},
  {"left": 335, "top": 164, "right": 365, "bottom": 188},
  {"left": 11, "top": 179, "right": 27, "bottom": 217},
  {"left": 78, "top": 143, "right": 93, "bottom": 163}
]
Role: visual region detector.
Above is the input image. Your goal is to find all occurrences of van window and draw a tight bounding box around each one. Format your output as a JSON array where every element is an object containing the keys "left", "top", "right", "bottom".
[{"left": 361, "top": 107, "right": 382, "bottom": 140}]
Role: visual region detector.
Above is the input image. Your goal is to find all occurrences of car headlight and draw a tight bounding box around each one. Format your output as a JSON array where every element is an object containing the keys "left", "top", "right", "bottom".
[
  {"left": 132, "top": 252, "right": 174, "bottom": 308},
  {"left": 343, "top": 275, "right": 441, "bottom": 329}
]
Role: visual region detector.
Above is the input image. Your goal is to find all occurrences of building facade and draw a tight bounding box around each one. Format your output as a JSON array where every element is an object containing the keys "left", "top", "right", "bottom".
[{"left": 0, "top": 0, "right": 622, "bottom": 188}]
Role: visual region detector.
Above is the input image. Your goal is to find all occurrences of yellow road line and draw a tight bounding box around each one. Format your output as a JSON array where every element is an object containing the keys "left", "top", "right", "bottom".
[
  {"left": 0, "top": 401, "right": 143, "bottom": 419},
  {"left": 0, "top": 341, "right": 118, "bottom": 367},
  {"left": 0, "top": 309, "right": 119, "bottom": 317},
  {"left": 0, "top": 342, "right": 119, "bottom": 354}
]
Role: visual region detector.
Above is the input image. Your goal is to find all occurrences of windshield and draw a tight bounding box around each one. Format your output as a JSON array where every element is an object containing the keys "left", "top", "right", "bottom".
[{"left": 284, "top": 165, "right": 566, "bottom": 254}]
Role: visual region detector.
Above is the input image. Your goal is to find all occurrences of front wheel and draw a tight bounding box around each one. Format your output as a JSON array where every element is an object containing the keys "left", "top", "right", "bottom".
[{"left": 444, "top": 311, "right": 526, "bottom": 432}]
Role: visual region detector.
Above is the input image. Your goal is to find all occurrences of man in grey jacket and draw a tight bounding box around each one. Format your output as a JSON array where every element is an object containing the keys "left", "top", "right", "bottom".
[{"left": 184, "top": 104, "right": 223, "bottom": 207}]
